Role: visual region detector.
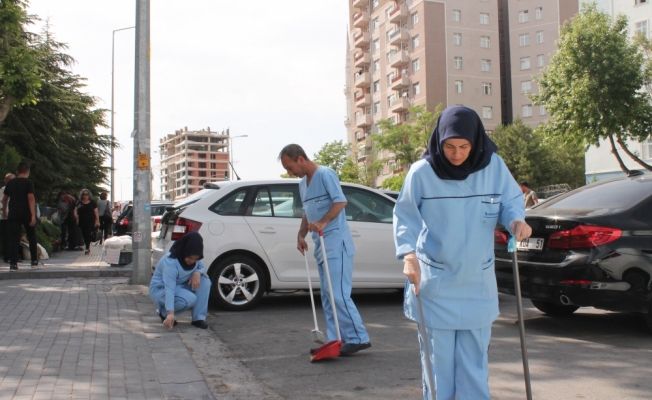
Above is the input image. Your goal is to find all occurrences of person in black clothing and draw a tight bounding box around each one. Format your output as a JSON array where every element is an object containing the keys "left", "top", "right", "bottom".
[
  {"left": 1, "top": 173, "right": 16, "bottom": 263},
  {"left": 73, "top": 189, "right": 99, "bottom": 254},
  {"left": 96, "top": 192, "right": 112, "bottom": 243},
  {"left": 1, "top": 162, "right": 38, "bottom": 270}
]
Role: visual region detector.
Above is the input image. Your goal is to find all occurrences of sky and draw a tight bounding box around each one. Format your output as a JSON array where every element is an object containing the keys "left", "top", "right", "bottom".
[{"left": 26, "top": 0, "right": 350, "bottom": 201}]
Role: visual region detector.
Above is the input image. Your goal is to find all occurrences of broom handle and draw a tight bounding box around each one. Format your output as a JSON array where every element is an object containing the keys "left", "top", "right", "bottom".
[
  {"left": 416, "top": 291, "right": 437, "bottom": 400},
  {"left": 303, "top": 252, "right": 320, "bottom": 330},
  {"left": 319, "top": 231, "right": 341, "bottom": 342}
]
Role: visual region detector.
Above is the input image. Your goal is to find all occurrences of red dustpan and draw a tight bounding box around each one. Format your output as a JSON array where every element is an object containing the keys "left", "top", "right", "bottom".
[{"left": 310, "top": 231, "right": 342, "bottom": 362}]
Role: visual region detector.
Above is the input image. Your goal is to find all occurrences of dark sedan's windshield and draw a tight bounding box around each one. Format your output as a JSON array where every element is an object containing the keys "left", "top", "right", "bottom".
[{"left": 539, "top": 176, "right": 652, "bottom": 213}]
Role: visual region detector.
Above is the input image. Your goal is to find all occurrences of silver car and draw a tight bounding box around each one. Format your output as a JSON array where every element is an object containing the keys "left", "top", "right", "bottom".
[{"left": 152, "top": 179, "right": 403, "bottom": 311}]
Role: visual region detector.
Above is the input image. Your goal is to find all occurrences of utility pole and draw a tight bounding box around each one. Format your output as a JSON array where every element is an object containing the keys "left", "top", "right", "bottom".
[{"left": 130, "top": 0, "right": 152, "bottom": 285}]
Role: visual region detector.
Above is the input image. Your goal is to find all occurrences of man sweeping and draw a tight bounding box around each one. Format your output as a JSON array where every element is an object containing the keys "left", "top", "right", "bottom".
[{"left": 279, "top": 144, "right": 371, "bottom": 356}]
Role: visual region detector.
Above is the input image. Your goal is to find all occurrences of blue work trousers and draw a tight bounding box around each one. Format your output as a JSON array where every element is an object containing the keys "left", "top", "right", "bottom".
[
  {"left": 149, "top": 275, "right": 211, "bottom": 322},
  {"left": 418, "top": 325, "right": 492, "bottom": 400},
  {"left": 318, "top": 252, "right": 369, "bottom": 345}
]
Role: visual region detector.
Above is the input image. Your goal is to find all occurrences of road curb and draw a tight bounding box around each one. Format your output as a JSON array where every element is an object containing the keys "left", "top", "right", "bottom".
[{"left": 0, "top": 267, "right": 132, "bottom": 280}]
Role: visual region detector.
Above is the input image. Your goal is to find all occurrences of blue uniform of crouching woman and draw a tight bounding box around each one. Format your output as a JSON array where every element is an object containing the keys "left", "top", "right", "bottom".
[
  {"left": 149, "top": 231, "right": 212, "bottom": 329},
  {"left": 393, "top": 106, "right": 529, "bottom": 400}
]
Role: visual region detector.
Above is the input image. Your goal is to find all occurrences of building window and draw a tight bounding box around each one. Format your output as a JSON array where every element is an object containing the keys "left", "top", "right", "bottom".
[
  {"left": 455, "top": 80, "right": 463, "bottom": 93},
  {"left": 636, "top": 20, "right": 649, "bottom": 38},
  {"left": 453, "top": 33, "right": 462, "bottom": 45},
  {"left": 521, "top": 80, "right": 532, "bottom": 93},
  {"left": 374, "top": 59, "right": 380, "bottom": 72},
  {"left": 373, "top": 17, "right": 379, "bottom": 29},
  {"left": 373, "top": 39, "right": 380, "bottom": 52},
  {"left": 480, "top": 36, "right": 490, "bottom": 48},
  {"left": 355, "top": 132, "right": 361, "bottom": 141},
  {"left": 374, "top": 80, "right": 381, "bottom": 92},
  {"left": 412, "top": 11, "right": 419, "bottom": 25},
  {"left": 482, "top": 82, "right": 491, "bottom": 95},
  {"left": 522, "top": 104, "right": 533, "bottom": 118},
  {"left": 480, "top": 13, "right": 489, "bottom": 25},
  {"left": 483, "top": 106, "right": 493, "bottom": 119},
  {"left": 413, "top": 58, "right": 420, "bottom": 72},
  {"left": 537, "top": 54, "right": 544, "bottom": 68},
  {"left": 519, "top": 10, "right": 529, "bottom": 23},
  {"left": 539, "top": 106, "right": 546, "bottom": 116},
  {"left": 386, "top": 72, "right": 394, "bottom": 86},
  {"left": 536, "top": 31, "right": 544, "bottom": 44},
  {"left": 520, "top": 33, "right": 529, "bottom": 46},
  {"left": 374, "top": 101, "right": 381, "bottom": 114},
  {"left": 535, "top": 7, "right": 543, "bottom": 20},
  {"left": 413, "top": 82, "right": 420, "bottom": 95},
  {"left": 387, "top": 95, "right": 394, "bottom": 107},
  {"left": 412, "top": 35, "right": 420, "bottom": 49},
  {"left": 453, "top": 9, "right": 461, "bottom": 22},
  {"left": 481, "top": 59, "right": 491, "bottom": 72},
  {"left": 454, "top": 57, "right": 463, "bottom": 69},
  {"left": 372, "top": 0, "right": 379, "bottom": 8},
  {"left": 641, "top": 137, "right": 652, "bottom": 160},
  {"left": 635, "top": 0, "right": 648, "bottom": 5},
  {"left": 521, "top": 56, "right": 531, "bottom": 70}
]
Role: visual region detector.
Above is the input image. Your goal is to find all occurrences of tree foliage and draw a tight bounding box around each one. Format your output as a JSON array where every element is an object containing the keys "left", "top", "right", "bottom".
[
  {"left": 313, "top": 140, "right": 349, "bottom": 174},
  {"left": 531, "top": 3, "right": 652, "bottom": 172},
  {"left": 380, "top": 172, "right": 406, "bottom": 191},
  {"left": 0, "top": 23, "right": 111, "bottom": 203},
  {"left": 494, "top": 117, "right": 585, "bottom": 189},
  {"left": 0, "top": 0, "right": 41, "bottom": 123}
]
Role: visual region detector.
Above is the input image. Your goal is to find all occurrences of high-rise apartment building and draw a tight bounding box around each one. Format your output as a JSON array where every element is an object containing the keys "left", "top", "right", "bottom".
[
  {"left": 159, "top": 127, "right": 230, "bottom": 201},
  {"left": 503, "top": 0, "right": 579, "bottom": 128},
  {"left": 346, "top": 0, "right": 502, "bottom": 186}
]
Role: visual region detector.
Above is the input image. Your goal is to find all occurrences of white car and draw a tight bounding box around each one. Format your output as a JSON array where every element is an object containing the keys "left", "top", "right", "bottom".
[{"left": 152, "top": 179, "right": 404, "bottom": 311}]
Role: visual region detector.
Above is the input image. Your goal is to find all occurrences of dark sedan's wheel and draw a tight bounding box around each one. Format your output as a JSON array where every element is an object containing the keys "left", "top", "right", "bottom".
[
  {"left": 531, "top": 299, "right": 579, "bottom": 316},
  {"left": 210, "top": 256, "right": 265, "bottom": 311}
]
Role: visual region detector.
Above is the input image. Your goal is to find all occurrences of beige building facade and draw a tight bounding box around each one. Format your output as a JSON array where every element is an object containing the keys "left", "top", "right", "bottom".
[
  {"left": 347, "top": 0, "right": 502, "bottom": 184},
  {"left": 159, "top": 127, "right": 230, "bottom": 201}
]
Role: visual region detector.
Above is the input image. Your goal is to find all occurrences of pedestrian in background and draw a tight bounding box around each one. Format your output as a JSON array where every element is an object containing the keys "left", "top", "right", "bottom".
[
  {"left": 2, "top": 162, "right": 38, "bottom": 270},
  {"left": 74, "top": 189, "right": 99, "bottom": 254},
  {"left": 96, "top": 192, "right": 112, "bottom": 243},
  {"left": 279, "top": 144, "right": 371, "bottom": 356},
  {"left": 0, "top": 173, "right": 15, "bottom": 263},
  {"left": 520, "top": 181, "right": 539, "bottom": 208},
  {"left": 393, "top": 106, "right": 532, "bottom": 399},
  {"left": 149, "top": 231, "right": 211, "bottom": 329}
]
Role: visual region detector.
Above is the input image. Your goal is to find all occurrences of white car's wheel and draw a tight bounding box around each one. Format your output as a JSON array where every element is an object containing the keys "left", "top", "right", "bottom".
[{"left": 210, "top": 256, "right": 265, "bottom": 311}]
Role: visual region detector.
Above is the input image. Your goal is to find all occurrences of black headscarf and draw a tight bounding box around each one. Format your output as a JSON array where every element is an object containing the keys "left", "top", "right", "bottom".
[
  {"left": 169, "top": 231, "right": 204, "bottom": 271},
  {"left": 423, "top": 106, "right": 497, "bottom": 180}
]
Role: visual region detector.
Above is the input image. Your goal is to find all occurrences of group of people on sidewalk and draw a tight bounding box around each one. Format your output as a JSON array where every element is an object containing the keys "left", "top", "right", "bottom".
[
  {"left": 56, "top": 190, "right": 116, "bottom": 254},
  {"left": 148, "top": 106, "right": 533, "bottom": 399}
]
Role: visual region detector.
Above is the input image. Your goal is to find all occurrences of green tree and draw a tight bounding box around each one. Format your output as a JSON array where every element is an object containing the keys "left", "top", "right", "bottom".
[
  {"left": 313, "top": 140, "right": 349, "bottom": 173},
  {"left": 380, "top": 172, "right": 406, "bottom": 191},
  {"left": 493, "top": 117, "right": 585, "bottom": 189},
  {"left": 0, "top": 0, "right": 41, "bottom": 124},
  {"left": 0, "top": 25, "right": 110, "bottom": 203},
  {"left": 531, "top": 3, "right": 652, "bottom": 173},
  {"left": 0, "top": 144, "right": 21, "bottom": 176}
]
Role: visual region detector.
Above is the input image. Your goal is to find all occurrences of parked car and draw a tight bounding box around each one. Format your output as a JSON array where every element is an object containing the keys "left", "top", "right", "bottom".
[
  {"left": 152, "top": 179, "right": 403, "bottom": 311},
  {"left": 380, "top": 190, "right": 400, "bottom": 200},
  {"left": 115, "top": 201, "right": 175, "bottom": 236},
  {"left": 494, "top": 174, "right": 652, "bottom": 330}
]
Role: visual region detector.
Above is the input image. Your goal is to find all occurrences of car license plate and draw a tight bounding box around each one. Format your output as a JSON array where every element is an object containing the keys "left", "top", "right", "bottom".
[{"left": 517, "top": 237, "right": 544, "bottom": 251}]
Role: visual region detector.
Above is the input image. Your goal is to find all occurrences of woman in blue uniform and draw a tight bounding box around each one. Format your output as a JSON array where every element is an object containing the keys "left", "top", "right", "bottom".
[
  {"left": 149, "top": 231, "right": 211, "bottom": 329},
  {"left": 393, "top": 106, "right": 532, "bottom": 400}
]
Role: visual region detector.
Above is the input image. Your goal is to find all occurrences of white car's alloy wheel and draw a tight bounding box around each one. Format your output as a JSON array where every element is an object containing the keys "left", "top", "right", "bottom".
[{"left": 211, "top": 256, "right": 265, "bottom": 311}]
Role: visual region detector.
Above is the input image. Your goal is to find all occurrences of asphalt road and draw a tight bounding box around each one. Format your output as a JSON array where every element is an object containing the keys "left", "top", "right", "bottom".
[{"left": 207, "top": 290, "right": 652, "bottom": 400}]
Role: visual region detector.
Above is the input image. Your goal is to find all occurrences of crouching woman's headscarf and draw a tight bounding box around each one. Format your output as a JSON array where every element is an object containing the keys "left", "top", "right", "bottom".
[
  {"left": 168, "top": 231, "right": 204, "bottom": 271},
  {"left": 423, "top": 105, "right": 498, "bottom": 180}
]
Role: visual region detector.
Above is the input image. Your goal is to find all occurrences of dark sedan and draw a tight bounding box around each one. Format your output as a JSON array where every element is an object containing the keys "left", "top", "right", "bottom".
[{"left": 494, "top": 174, "right": 652, "bottom": 330}]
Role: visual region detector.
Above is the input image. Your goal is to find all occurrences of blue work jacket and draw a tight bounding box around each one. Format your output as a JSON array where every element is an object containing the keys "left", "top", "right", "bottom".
[
  {"left": 150, "top": 254, "right": 207, "bottom": 313},
  {"left": 394, "top": 155, "right": 524, "bottom": 329}
]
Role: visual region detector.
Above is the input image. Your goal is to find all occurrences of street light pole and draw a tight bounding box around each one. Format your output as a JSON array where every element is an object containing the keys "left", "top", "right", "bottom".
[
  {"left": 110, "top": 26, "right": 135, "bottom": 206},
  {"left": 229, "top": 134, "right": 248, "bottom": 181}
]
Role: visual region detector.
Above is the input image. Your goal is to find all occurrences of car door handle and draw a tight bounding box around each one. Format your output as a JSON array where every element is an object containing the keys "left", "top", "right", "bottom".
[
  {"left": 350, "top": 230, "right": 361, "bottom": 237},
  {"left": 259, "top": 227, "right": 276, "bottom": 234}
]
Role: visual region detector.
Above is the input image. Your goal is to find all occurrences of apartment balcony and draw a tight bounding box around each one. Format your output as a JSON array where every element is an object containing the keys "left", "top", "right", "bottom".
[
  {"left": 354, "top": 72, "right": 371, "bottom": 88},
  {"left": 353, "top": 31, "right": 370, "bottom": 48},
  {"left": 389, "top": 73, "right": 410, "bottom": 90},
  {"left": 357, "top": 142, "right": 367, "bottom": 160},
  {"left": 353, "top": 52, "right": 371, "bottom": 67},
  {"left": 355, "top": 114, "right": 372, "bottom": 127},
  {"left": 352, "top": 0, "right": 365, "bottom": 8},
  {"left": 355, "top": 93, "right": 371, "bottom": 107},
  {"left": 389, "top": 4, "right": 408, "bottom": 23},
  {"left": 387, "top": 28, "right": 409, "bottom": 46},
  {"left": 388, "top": 50, "right": 410, "bottom": 67},
  {"left": 389, "top": 96, "right": 410, "bottom": 113},
  {"left": 353, "top": 11, "right": 370, "bottom": 27}
]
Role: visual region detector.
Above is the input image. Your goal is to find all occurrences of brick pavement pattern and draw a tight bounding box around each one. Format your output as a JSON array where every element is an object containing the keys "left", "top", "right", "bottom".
[{"left": 0, "top": 278, "right": 213, "bottom": 400}]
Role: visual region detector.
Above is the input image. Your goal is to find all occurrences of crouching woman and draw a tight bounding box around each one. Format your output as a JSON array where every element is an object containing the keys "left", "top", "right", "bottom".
[{"left": 149, "top": 231, "right": 211, "bottom": 329}]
